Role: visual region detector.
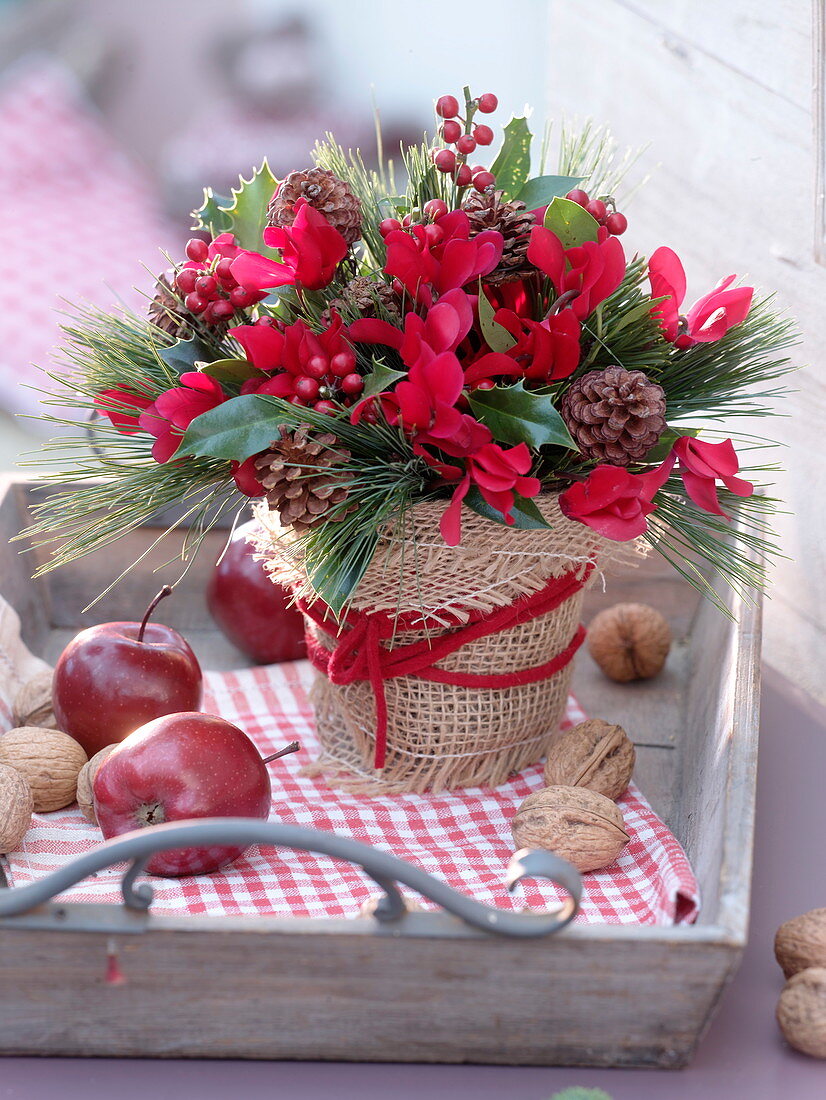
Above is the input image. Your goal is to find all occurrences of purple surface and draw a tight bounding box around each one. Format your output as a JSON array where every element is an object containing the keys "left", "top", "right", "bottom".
[{"left": 2, "top": 667, "right": 826, "bottom": 1099}]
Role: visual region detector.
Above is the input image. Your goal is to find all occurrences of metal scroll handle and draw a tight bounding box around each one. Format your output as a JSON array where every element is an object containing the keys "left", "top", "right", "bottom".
[{"left": 0, "top": 818, "right": 581, "bottom": 938}]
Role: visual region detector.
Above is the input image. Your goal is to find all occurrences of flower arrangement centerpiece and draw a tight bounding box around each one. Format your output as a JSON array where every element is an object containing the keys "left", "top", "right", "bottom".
[{"left": 27, "top": 87, "right": 795, "bottom": 792}]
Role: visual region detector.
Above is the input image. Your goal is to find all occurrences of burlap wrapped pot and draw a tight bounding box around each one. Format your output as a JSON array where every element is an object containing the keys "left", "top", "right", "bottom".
[{"left": 254, "top": 494, "right": 613, "bottom": 794}]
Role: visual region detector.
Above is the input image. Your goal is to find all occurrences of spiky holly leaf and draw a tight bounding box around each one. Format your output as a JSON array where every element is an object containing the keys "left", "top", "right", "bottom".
[
  {"left": 478, "top": 279, "right": 516, "bottom": 352},
  {"left": 543, "top": 196, "right": 600, "bottom": 249},
  {"left": 158, "top": 337, "right": 210, "bottom": 377},
  {"left": 191, "top": 161, "right": 279, "bottom": 256},
  {"left": 469, "top": 380, "right": 575, "bottom": 450},
  {"left": 361, "top": 359, "right": 406, "bottom": 399},
  {"left": 514, "top": 174, "right": 583, "bottom": 209},
  {"left": 179, "top": 394, "right": 287, "bottom": 461},
  {"left": 490, "top": 116, "right": 532, "bottom": 201},
  {"left": 463, "top": 486, "right": 551, "bottom": 530}
]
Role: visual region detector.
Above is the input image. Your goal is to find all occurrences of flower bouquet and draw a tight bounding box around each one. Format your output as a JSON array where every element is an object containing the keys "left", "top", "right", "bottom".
[{"left": 27, "top": 87, "right": 795, "bottom": 792}]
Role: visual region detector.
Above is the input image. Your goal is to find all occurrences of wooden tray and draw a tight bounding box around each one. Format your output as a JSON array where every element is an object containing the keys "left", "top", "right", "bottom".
[{"left": 0, "top": 476, "right": 761, "bottom": 1068}]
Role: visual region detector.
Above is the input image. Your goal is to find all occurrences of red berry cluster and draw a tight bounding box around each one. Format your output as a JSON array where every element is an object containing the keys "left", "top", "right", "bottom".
[
  {"left": 432, "top": 91, "right": 498, "bottom": 192},
  {"left": 250, "top": 315, "right": 364, "bottom": 412},
  {"left": 565, "top": 189, "right": 628, "bottom": 236},
  {"left": 174, "top": 239, "right": 265, "bottom": 325}
]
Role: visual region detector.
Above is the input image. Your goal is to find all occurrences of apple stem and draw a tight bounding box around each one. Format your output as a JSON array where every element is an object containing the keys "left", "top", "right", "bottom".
[
  {"left": 262, "top": 741, "right": 300, "bottom": 765},
  {"left": 138, "top": 585, "right": 174, "bottom": 643}
]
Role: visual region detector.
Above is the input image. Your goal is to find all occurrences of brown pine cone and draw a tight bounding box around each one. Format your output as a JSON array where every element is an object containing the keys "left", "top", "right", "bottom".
[
  {"left": 147, "top": 271, "right": 191, "bottom": 339},
  {"left": 255, "top": 425, "right": 352, "bottom": 534},
  {"left": 322, "top": 276, "right": 402, "bottom": 325},
  {"left": 561, "top": 368, "right": 667, "bottom": 465},
  {"left": 267, "top": 168, "right": 362, "bottom": 245},
  {"left": 463, "top": 189, "right": 537, "bottom": 284}
]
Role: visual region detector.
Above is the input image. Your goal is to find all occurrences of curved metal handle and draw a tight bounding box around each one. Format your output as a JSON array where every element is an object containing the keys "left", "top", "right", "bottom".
[{"left": 0, "top": 818, "right": 581, "bottom": 938}]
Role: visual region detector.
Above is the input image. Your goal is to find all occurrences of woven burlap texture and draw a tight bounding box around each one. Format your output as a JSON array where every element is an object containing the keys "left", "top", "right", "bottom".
[{"left": 254, "top": 494, "right": 616, "bottom": 794}]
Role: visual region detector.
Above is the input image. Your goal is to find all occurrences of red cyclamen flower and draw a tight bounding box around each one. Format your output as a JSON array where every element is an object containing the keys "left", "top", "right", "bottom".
[
  {"left": 559, "top": 463, "right": 670, "bottom": 541},
  {"left": 95, "top": 387, "right": 154, "bottom": 434},
  {"left": 439, "top": 441, "right": 541, "bottom": 546},
  {"left": 139, "top": 372, "right": 226, "bottom": 463},
  {"left": 230, "top": 199, "right": 348, "bottom": 293},
  {"left": 648, "top": 247, "right": 753, "bottom": 347},
  {"left": 669, "top": 436, "right": 753, "bottom": 517},
  {"left": 527, "top": 226, "right": 626, "bottom": 320},
  {"left": 465, "top": 305, "right": 581, "bottom": 385}
]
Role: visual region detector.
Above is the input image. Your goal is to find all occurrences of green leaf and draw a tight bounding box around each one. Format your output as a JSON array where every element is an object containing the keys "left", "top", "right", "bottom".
[
  {"left": 179, "top": 395, "right": 287, "bottom": 460},
  {"left": 490, "top": 116, "right": 532, "bottom": 200},
  {"left": 463, "top": 486, "right": 551, "bottom": 530},
  {"left": 158, "top": 338, "right": 210, "bottom": 376},
  {"left": 198, "top": 357, "right": 259, "bottom": 383},
  {"left": 191, "top": 187, "right": 233, "bottom": 236},
  {"left": 477, "top": 279, "right": 517, "bottom": 352},
  {"left": 543, "top": 196, "right": 600, "bottom": 248},
  {"left": 361, "top": 359, "right": 407, "bottom": 399},
  {"left": 468, "top": 380, "right": 576, "bottom": 450},
  {"left": 514, "top": 174, "right": 583, "bottom": 209},
  {"left": 641, "top": 424, "right": 700, "bottom": 464}
]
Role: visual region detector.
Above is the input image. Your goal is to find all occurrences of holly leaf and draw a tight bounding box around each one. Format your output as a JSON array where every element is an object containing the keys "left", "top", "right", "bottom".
[
  {"left": 361, "top": 359, "right": 406, "bottom": 399},
  {"left": 191, "top": 187, "right": 233, "bottom": 236},
  {"left": 198, "top": 357, "right": 259, "bottom": 383},
  {"left": 158, "top": 338, "right": 210, "bottom": 377},
  {"left": 641, "top": 424, "right": 700, "bottom": 464},
  {"left": 543, "top": 196, "right": 600, "bottom": 249},
  {"left": 514, "top": 174, "right": 583, "bottom": 210},
  {"left": 490, "top": 116, "right": 532, "bottom": 200},
  {"left": 468, "top": 380, "right": 575, "bottom": 450},
  {"left": 477, "top": 279, "right": 516, "bottom": 352},
  {"left": 179, "top": 395, "right": 287, "bottom": 460},
  {"left": 463, "top": 486, "right": 551, "bottom": 530}
]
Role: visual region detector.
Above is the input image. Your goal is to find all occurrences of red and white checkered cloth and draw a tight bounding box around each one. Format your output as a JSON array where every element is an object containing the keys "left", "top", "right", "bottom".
[
  {"left": 0, "top": 55, "right": 179, "bottom": 423},
  {"left": 3, "top": 659, "right": 699, "bottom": 925}
]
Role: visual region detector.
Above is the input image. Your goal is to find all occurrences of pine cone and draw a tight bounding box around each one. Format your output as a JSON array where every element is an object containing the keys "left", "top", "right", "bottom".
[
  {"left": 255, "top": 425, "right": 352, "bottom": 533},
  {"left": 267, "top": 168, "right": 362, "bottom": 245},
  {"left": 147, "top": 271, "right": 191, "bottom": 339},
  {"left": 561, "top": 368, "right": 667, "bottom": 465},
  {"left": 322, "top": 275, "right": 402, "bottom": 326},
  {"left": 463, "top": 189, "right": 537, "bottom": 284}
]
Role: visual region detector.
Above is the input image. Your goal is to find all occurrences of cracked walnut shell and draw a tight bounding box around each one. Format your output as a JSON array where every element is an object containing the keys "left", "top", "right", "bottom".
[
  {"left": 544, "top": 719, "right": 635, "bottom": 800},
  {"left": 777, "top": 968, "right": 826, "bottom": 1059},
  {"left": 12, "top": 669, "right": 59, "bottom": 730},
  {"left": 588, "top": 602, "right": 671, "bottom": 682},
  {"left": 0, "top": 763, "right": 33, "bottom": 852},
  {"left": 775, "top": 909, "right": 826, "bottom": 979},
  {"left": 511, "top": 785, "right": 630, "bottom": 873},
  {"left": 0, "top": 727, "right": 88, "bottom": 812}
]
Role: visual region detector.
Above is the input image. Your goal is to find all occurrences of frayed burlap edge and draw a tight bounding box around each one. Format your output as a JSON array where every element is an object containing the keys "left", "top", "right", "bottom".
[{"left": 253, "top": 494, "right": 644, "bottom": 794}]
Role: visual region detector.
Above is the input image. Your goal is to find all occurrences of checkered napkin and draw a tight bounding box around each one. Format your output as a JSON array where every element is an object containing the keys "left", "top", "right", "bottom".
[{"left": 3, "top": 652, "right": 699, "bottom": 925}]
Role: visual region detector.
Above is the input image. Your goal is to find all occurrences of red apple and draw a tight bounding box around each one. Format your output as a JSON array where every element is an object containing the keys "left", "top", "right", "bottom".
[
  {"left": 207, "top": 521, "right": 305, "bottom": 664},
  {"left": 93, "top": 712, "right": 297, "bottom": 876},
  {"left": 53, "top": 586, "right": 203, "bottom": 758}
]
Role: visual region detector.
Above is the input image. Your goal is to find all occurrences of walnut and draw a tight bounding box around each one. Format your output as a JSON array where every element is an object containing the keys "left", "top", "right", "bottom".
[
  {"left": 776, "top": 968, "right": 826, "bottom": 1058},
  {"left": 511, "top": 785, "right": 629, "bottom": 873},
  {"left": 544, "top": 719, "right": 635, "bottom": 800},
  {"left": 12, "top": 669, "right": 59, "bottom": 730},
  {"left": 775, "top": 910, "right": 826, "bottom": 978},
  {"left": 0, "top": 727, "right": 88, "bottom": 812},
  {"left": 588, "top": 602, "right": 671, "bottom": 682},
  {"left": 0, "top": 763, "right": 33, "bottom": 852},
  {"left": 76, "top": 745, "right": 116, "bottom": 824}
]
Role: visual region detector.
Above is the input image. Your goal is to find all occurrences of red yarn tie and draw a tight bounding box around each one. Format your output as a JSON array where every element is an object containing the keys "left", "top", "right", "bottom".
[{"left": 298, "top": 563, "right": 593, "bottom": 770}]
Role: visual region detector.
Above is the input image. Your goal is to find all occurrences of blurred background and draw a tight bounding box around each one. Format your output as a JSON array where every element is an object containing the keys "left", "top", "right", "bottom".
[{"left": 0, "top": 0, "right": 821, "bottom": 705}]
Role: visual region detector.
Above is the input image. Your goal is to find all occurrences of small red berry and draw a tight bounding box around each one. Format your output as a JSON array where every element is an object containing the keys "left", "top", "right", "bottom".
[
  {"left": 423, "top": 198, "right": 449, "bottom": 220},
  {"left": 423, "top": 223, "right": 444, "bottom": 246},
  {"left": 313, "top": 400, "right": 338, "bottom": 414},
  {"left": 475, "top": 380, "right": 495, "bottom": 390},
  {"left": 305, "top": 355, "right": 329, "bottom": 379},
  {"left": 456, "top": 134, "right": 476, "bottom": 155},
  {"left": 340, "top": 373, "right": 364, "bottom": 395},
  {"left": 402, "top": 213, "right": 413, "bottom": 227},
  {"left": 566, "top": 188, "right": 590, "bottom": 207},
  {"left": 605, "top": 211, "right": 628, "bottom": 235},
  {"left": 210, "top": 299, "right": 235, "bottom": 321},
  {"left": 288, "top": 395, "right": 304, "bottom": 406},
  {"left": 330, "top": 351, "right": 356, "bottom": 377},
  {"left": 230, "top": 286, "right": 254, "bottom": 308},
  {"left": 436, "top": 94, "right": 460, "bottom": 119},
  {"left": 294, "top": 376, "right": 320, "bottom": 401},
  {"left": 472, "top": 171, "right": 495, "bottom": 192},
  {"left": 473, "top": 124, "right": 494, "bottom": 146},
  {"left": 379, "top": 217, "right": 401, "bottom": 236},
  {"left": 256, "top": 315, "right": 277, "bottom": 326},
  {"left": 175, "top": 269, "right": 198, "bottom": 295},
  {"left": 215, "top": 257, "right": 235, "bottom": 282},
  {"left": 185, "top": 238, "right": 209, "bottom": 263},
  {"left": 184, "top": 292, "right": 206, "bottom": 314},
  {"left": 477, "top": 93, "right": 498, "bottom": 114},
  {"left": 455, "top": 164, "right": 472, "bottom": 187},
  {"left": 441, "top": 120, "right": 462, "bottom": 143},
  {"left": 194, "top": 275, "right": 217, "bottom": 298},
  {"left": 434, "top": 148, "right": 456, "bottom": 173},
  {"left": 586, "top": 199, "right": 607, "bottom": 222}
]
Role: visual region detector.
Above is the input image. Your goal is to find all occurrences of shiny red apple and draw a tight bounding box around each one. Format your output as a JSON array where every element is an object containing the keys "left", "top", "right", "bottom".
[
  {"left": 207, "top": 520, "right": 305, "bottom": 664},
  {"left": 93, "top": 711, "right": 298, "bottom": 876},
  {"left": 52, "top": 586, "right": 203, "bottom": 757}
]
